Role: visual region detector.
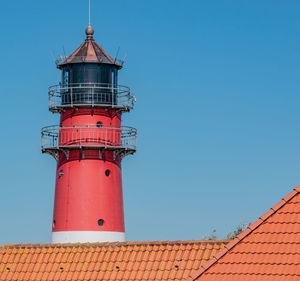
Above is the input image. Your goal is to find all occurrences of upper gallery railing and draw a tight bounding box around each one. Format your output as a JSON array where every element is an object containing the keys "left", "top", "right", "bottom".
[{"left": 48, "top": 83, "right": 135, "bottom": 112}]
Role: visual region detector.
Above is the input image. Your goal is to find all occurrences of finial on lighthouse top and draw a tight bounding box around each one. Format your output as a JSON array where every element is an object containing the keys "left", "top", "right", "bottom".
[
  {"left": 86, "top": 0, "right": 94, "bottom": 39},
  {"left": 86, "top": 25, "right": 94, "bottom": 39}
]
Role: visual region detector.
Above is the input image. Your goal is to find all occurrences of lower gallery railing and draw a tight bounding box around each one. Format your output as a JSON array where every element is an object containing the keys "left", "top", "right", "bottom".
[{"left": 41, "top": 125, "right": 137, "bottom": 151}]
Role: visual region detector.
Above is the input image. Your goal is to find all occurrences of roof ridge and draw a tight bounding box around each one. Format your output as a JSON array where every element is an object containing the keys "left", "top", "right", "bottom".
[
  {"left": 187, "top": 185, "right": 300, "bottom": 281},
  {"left": 0, "top": 239, "right": 229, "bottom": 251},
  {"left": 65, "top": 40, "right": 86, "bottom": 63},
  {"left": 91, "top": 40, "right": 115, "bottom": 64}
]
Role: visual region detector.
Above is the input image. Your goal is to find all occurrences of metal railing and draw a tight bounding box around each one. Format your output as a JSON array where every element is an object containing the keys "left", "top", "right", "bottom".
[
  {"left": 41, "top": 124, "right": 137, "bottom": 151},
  {"left": 48, "top": 83, "right": 135, "bottom": 112}
]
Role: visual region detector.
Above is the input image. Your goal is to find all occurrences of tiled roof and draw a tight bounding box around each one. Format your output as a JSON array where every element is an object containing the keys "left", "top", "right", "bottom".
[
  {"left": 189, "top": 186, "right": 300, "bottom": 281},
  {"left": 0, "top": 240, "right": 228, "bottom": 281}
]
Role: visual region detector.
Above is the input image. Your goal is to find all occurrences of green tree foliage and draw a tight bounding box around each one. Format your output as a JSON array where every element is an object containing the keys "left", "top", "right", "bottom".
[
  {"left": 202, "top": 229, "right": 217, "bottom": 241},
  {"left": 202, "top": 223, "right": 251, "bottom": 241},
  {"left": 226, "top": 223, "right": 250, "bottom": 240}
]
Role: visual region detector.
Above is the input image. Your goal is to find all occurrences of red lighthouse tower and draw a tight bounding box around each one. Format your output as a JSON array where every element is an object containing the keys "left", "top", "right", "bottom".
[{"left": 41, "top": 25, "right": 136, "bottom": 243}]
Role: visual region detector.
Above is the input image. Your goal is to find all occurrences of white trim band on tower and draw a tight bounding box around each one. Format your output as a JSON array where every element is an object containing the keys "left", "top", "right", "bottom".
[{"left": 52, "top": 231, "right": 126, "bottom": 243}]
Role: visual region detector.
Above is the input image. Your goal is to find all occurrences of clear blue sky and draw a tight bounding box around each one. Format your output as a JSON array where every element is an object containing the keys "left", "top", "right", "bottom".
[{"left": 1, "top": 0, "right": 300, "bottom": 244}]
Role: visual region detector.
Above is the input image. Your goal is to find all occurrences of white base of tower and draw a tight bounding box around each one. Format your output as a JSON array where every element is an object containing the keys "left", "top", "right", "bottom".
[{"left": 52, "top": 231, "right": 126, "bottom": 244}]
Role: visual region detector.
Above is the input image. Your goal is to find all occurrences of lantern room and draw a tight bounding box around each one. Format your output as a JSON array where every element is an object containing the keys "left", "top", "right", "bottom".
[{"left": 55, "top": 26, "right": 124, "bottom": 106}]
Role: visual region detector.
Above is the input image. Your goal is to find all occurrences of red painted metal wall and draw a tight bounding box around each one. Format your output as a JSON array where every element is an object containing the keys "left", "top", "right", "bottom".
[{"left": 52, "top": 108, "right": 125, "bottom": 233}]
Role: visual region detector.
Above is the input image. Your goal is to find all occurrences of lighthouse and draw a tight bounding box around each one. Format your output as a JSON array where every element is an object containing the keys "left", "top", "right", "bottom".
[{"left": 41, "top": 25, "right": 136, "bottom": 243}]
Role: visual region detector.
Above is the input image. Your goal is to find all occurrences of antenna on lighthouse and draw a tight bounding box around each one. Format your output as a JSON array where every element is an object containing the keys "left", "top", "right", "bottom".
[
  {"left": 85, "top": 0, "right": 94, "bottom": 39},
  {"left": 89, "top": 0, "right": 91, "bottom": 27}
]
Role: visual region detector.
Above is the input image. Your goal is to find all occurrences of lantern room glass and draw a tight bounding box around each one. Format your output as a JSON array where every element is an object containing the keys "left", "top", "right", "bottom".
[{"left": 61, "top": 63, "right": 118, "bottom": 105}]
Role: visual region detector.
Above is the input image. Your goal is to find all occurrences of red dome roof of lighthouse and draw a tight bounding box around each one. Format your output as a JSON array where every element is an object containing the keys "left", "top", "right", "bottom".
[{"left": 58, "top": 26, "right": 122, "bottom": 69}]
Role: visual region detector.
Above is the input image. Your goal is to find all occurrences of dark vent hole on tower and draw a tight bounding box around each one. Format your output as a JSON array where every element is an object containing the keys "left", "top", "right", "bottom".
[
  {"left": 105, "top": 170, "right": 111, "bottom": 177},
  {"left": 98, "top": 219, "right": 104, "bottom": 226},
  {"left": 53, "top": 220, "right": 56, "bottom": 229},
  {"left": 96, "top": 121, "right": 103, "bottom": 128},
  {"left": 59, "top": 170, "right": 64, "bottom": 178}
]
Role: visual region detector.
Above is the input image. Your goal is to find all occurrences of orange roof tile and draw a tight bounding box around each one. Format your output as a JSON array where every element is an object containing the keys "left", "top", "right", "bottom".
[
  {"left": 189, "top": 185, "right": 300, "bottom": 281},
  {"left": 0, "top": 240, "right": 227, "bottom": 281}
]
